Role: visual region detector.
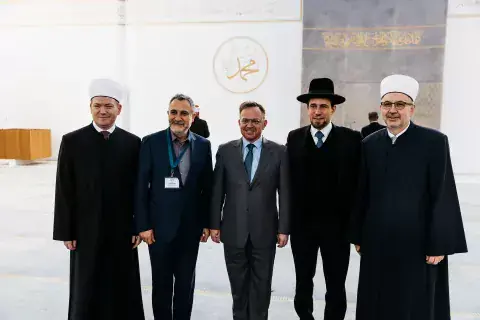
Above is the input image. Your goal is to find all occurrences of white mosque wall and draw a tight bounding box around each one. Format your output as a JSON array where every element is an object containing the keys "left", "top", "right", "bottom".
[
  {"left": 126, "top": 22, "right": 303, "bottom": 155},
  {"left": 441, "top": 0, "right": 480, "bottom": 206},
  {"left": 0, "top": 0, "right": 303, "bottom": 160},
  {"left": 0, "top": 26, "right": 123, "bottom": 160},
  {"left": 0, "top": 1, "right": 126, "bottom": 159},
  {"left": 125, "top": 0, "right": 303, "bottom": 156}
]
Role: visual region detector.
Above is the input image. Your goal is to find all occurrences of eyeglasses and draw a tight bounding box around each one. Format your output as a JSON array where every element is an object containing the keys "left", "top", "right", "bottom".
[
  {"left": 380, "top": 101, "right": 414, "bottom": 110},
  {"left": 240, "top": 118, "right": 263, "bottom": 125},
  {"left": 168, "top": 109, "right": 191, "bottom": 117}
]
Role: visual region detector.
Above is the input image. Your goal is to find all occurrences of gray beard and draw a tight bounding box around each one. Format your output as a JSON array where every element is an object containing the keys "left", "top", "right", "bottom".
[{"left": 171, "top": 127, "right": 188, "bottom": 141}]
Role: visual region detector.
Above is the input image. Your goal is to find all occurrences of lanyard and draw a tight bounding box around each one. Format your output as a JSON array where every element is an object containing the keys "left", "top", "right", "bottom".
[{"left": 166, "top": 128, "right": 189, "bottom": 176}]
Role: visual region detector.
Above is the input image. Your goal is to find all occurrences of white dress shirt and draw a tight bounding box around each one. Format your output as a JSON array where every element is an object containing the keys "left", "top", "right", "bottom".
[
  {"left": 92, "top": 121, "right": 116, "bottom": 134},
  {"left": 387, "top": 122, "right": 410, "bottom": 144},
  {"left": 310, "top": 122, "right": 333, "bottom": 145},
  {"left": 242, "top": 136, "right": 263, "bottom": 182}
]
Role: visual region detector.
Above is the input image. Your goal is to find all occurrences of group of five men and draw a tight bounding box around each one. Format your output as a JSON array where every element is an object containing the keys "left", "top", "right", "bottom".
[{"left": 53, "top": 74, "right": 467, "bottom": 320}]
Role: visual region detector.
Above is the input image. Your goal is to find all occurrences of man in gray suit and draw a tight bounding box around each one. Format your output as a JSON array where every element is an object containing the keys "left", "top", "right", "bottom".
[{"left": 210, "top": 101, "right": 291, "bottom": 320}]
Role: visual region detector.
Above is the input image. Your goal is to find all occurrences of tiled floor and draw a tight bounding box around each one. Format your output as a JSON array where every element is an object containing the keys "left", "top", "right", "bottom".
[{"left": 0, "top": 161, "right": 478, "bottom": 319}]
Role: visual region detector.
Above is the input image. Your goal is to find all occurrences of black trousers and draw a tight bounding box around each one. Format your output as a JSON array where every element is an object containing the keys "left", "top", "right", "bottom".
[
  {"left": 223, "top": 236, "right": 276, "bottom": 320},
  {"left": 291, "top": 232, "right": 351, "bottom": 320},
  {"left": 148, "top": 233, "right": 200, "bottom": 320}
]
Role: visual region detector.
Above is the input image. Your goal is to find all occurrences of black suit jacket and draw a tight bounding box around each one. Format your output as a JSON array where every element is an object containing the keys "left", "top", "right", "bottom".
[
  {"left": 361, "top": 122, "right": 385, "bottom": 138},
  {"left": 286, "top": 124, "right": 362, "bottom": 237},
  {"left": 190, "top": 118, "right": 210, "bottom": 138}
]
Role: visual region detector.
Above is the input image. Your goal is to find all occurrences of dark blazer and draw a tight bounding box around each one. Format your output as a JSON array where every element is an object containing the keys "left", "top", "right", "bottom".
[
  {"left": 210, "top": 138, "right": 291, "bottom": 248},
  {"left": 190, "top": 117, "right": 210, "bottom": 138},
  {"left": 286, "top": 124, "right": 362, "bottom": 236},
  {"left": 361, "top": 122, "right": 385, "bottom": 138},
  {"left": 135, "top": 129, "right": 213, "bottom": 242}
]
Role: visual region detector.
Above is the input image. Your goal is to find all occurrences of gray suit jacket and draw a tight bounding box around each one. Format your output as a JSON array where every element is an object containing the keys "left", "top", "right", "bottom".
[{"left": 210, "top": 137, "right": 291, "bottom": 248}]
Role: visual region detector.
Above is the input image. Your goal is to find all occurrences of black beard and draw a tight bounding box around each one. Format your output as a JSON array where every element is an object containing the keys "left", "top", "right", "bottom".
[{"left": 311, "top": 120, "right": 329, "bottom": 130}]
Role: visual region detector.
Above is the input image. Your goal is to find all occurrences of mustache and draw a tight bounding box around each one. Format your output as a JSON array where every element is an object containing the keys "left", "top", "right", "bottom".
[
  {"left": 170, "top": 120, "right": 185, "bottom": 125},
  {"left": 387, "top": 114, "right": 400, "bottom": 118}
]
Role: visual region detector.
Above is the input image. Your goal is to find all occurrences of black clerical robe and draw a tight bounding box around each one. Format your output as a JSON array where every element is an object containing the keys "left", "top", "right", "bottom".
[
  {"left": 53, "top": 124, "right": 145, "bottom": 320},
  {"left": 349, "top": 123, "right": 468, "bottom": 320}
]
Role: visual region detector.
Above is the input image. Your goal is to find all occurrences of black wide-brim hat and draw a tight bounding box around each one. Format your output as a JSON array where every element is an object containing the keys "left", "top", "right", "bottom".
[{"left": 297, "top": 78, "right": 346, "bottom": 105}]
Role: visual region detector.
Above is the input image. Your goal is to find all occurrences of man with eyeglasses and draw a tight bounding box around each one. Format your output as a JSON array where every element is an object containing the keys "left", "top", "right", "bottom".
[
  {"left": 135, "top": 93, "right": 213, "bottom": 320},
  {"left": 349, "top": 74, "right": 468, "bottom": 320},
  {"left": 286, "top": 78, "right": 362, "bottom": 320},
  {"left": 210, "top": 101, "right": 291, "bottom": 320}
]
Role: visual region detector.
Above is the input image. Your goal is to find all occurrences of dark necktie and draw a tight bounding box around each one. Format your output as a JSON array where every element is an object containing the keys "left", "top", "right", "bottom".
[
  {"left": 244, "top": 144, "right": 255, "bottom": 181},
  {"left": 315, "top": 131, "right": 324, "bottom": 148},
  {"left": 101, "top": 131, "right": 110, "bottom": 140}
]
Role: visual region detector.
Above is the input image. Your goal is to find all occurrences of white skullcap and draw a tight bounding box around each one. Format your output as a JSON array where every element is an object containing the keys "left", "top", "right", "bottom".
[
  {"left": 88, "top": 78, "right": 124, "bottom": 103},
  {"left": 380, "top": 74, "right": 419, "bottom": 102}
]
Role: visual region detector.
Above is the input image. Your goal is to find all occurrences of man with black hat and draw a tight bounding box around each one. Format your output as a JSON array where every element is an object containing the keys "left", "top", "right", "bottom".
[
  {"left": 53, "top": 78, "right": 145, "bottom": 320},
  {"left": 349, "top": 74, "right": 467, "bottom": 320},
  {"left": 286, "top": 78, "right": 362, "bottom": 320}
]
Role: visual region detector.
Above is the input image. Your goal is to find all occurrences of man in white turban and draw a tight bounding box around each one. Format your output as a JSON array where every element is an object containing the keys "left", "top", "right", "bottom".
[
  {"left": 349, "top": 74, "right": 468, "bottom": 320},
  {"left": 53, "top": 78, "right": 145, "bottom": 319}
]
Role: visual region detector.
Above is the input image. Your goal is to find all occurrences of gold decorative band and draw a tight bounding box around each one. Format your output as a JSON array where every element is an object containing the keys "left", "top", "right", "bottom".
[
  {"left": 303, "top": 25, "right": 445, "bottom": 51},
  {"left": 321, "top": 30, "right": 424, "bottom": 49}
]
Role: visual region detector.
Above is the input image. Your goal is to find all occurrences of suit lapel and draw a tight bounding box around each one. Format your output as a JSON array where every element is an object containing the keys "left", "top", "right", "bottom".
[
  {"left": 183, "top": 133, "right": 198, "bottom": 187},
  {"left": 302, "top": 125, "right": 314, "bottom": 149},
  {"left": 250, "top": 138, "right": 271, "bottom": 187},
  {"left": 233, "top": 139, "right": 251, "bottom": 184},
  {"left": 85, "top": 124, "right": 102, "bottom": 182}
]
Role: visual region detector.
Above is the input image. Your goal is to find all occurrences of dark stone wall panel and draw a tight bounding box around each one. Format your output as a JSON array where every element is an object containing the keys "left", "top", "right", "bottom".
[
  {"left": 301, "top": 0, "right": 447, "bottom": 130},
  {"left": 303, "top": 0, "right": 447, "bottom": 28}
]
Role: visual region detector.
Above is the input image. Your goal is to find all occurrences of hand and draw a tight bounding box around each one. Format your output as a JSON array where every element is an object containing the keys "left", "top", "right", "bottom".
[
  {"left": 132, "top": 235, "right": 141, "bottom": 249},
  {"left": 139, "top": 229, "right": 155, "bottom": 245},
  {"left": 210, "top": 229, "right": 221, "bottom": 243},
  {"left": 426, "top": 255, "right": 444, "bottom": 265},
  {"left": 277, "top": 234, "right": 289, "bottom": 248},
  {"left": 355, "top": 245, "right": 361, "bottom": 255},
  {"left": 200, "top": 229, "right": 210, "bottom": 242},
  {"left": 64, "top": 240, "right": 77, "bottom": 250}
]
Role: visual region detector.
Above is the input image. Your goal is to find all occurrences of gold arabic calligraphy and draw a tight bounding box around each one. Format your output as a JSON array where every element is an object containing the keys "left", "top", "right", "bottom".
[
  {"left": 227, "top": 57, "right": 259, "bottom": 81},
  {"left": 322, "top": 31, "right": 424, "bottom": 49}
]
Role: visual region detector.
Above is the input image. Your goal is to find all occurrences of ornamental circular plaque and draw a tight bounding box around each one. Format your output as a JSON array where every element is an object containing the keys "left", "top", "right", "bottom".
[{"left": 213, "top": 36, "right": 269, "bottom": 94}]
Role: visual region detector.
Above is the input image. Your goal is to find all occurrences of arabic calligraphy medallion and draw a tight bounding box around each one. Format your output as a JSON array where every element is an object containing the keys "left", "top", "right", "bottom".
[{"left": 213, "top": 36, "right": 269, "bottom": 93}]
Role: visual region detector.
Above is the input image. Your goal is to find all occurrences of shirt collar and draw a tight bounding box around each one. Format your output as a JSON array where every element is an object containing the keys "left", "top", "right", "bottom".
[
  {"left": 92, "top": 121, "right": 115, "bottom": 133},
  {"left": 242, "top": 136, "right": 263, "bottom": 149},
  {"left": 170, "top": 129, "right": 193, "bottom": 143},
  {"left": 387, "top": 121, "right": 410, "bottom": 139},
  {"left": 310, "top": 121, "right": 333, "bottom": 139}
]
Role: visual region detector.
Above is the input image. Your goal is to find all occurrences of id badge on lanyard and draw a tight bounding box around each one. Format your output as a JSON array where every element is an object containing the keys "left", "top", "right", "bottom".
[{"left": 164, "top": 129, "right": 187, "bottom": 189}]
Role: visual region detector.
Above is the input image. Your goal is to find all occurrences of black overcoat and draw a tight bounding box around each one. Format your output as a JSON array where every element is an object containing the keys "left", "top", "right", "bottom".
[
  {"left": 53, "top": 124, "right": 145, "bottom": 320},
  {"left": 349, "top": 123, "right": 468, "bottom": 320}
]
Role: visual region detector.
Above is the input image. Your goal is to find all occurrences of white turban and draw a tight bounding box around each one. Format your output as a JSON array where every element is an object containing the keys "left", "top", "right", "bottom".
[
  {"left": 88, "top": 78, "right": 124, "bottom": 103},
  {"left": 380, "top": 74, "right": 419, "bottom": 102}
]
